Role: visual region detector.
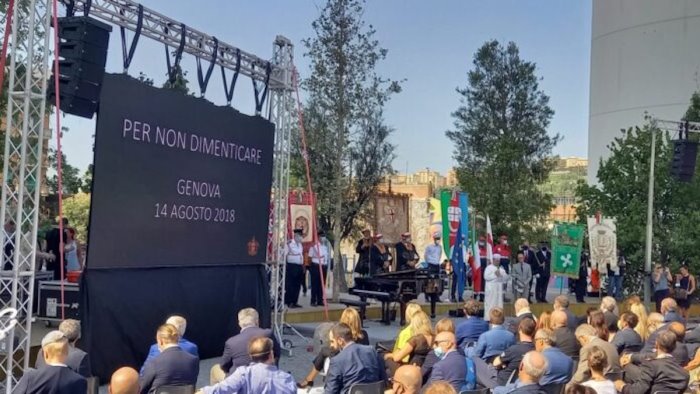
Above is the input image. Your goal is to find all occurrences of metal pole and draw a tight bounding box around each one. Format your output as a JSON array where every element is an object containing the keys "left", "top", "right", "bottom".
[{"left": 644, "top": 127, "right": 656, "bottom": 304}]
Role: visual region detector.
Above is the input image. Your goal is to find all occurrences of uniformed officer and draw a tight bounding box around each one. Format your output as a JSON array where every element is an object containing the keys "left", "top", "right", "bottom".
[{"left": 284, "top": 229, "right": 304, "bottom": 308}]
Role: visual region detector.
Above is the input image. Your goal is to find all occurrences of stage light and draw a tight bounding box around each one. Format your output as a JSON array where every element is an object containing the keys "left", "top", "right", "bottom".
[{"left": 47, "top": 16, "right": 112, "bottom": 119}]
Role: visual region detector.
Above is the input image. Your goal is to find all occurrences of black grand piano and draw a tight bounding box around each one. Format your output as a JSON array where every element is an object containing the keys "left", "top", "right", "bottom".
[{"left": 349, "top": 268, "right": 443, "bottom": 325}]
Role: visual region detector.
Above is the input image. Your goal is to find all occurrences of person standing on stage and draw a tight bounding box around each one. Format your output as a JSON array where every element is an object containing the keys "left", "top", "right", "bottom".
[
  {"left": 284, "top": 229, "right": 304, "bottom": 308},
  {"left": 424, "top": 233, "right": 443, "bottom": 274},
  {"left": 308, "top": 230, "right": 330, "bottom": 307},
  {"left": 450, "top": 236, "right": 469, "bottom": 303},
  {"left": 45, "top": 217, "right": 68, "bottom": 280},
  {"left": 477, "top": 236, "right": 488, "bottom": 301},
  {"left": 493, "top": 235, "right": 512, "bottom": 273},
  {"left": 521, "top": 241, "right": 537, "bottom": 303},
  {"left": 576, "top": 252, "right": 589, "bottom": 303},
  {"left": 511, "top": 250, "right": 532, "bottom": 301},
  {"left": 395, "top": 232, "right": 419, "bottom": 271},
  {"left": 534, "top": 242, "right": 551, "bottom": 303},
  {"left": 484, "top": 254, "right": 509, "bottom": 319},
  {"left": 369, "top": 234, "right": 391, "bottom": 275},
  {"left": 354, "top": 229, "right": 372, "bottom": 276}
]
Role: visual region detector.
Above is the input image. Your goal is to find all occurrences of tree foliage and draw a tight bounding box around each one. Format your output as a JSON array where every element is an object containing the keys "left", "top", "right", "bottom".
[
  {"left": 62, "top": 192, "right": 90, "bottom": 242},
  {"left": 46, "top": 148, "right": 82, "bottom": 196},
  {"left": 300, "top": 0, "right": 401, "bottom": 296},
  {"left": 447, "top": 40, "right": 559, "bottom": 246},
  {"left": 577, "top": 95, "right": 700, "bottom": 290}
]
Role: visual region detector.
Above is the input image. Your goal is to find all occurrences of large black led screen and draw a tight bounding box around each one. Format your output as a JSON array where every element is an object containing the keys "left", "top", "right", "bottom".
[{"left": 87, "top": 73, "right": 274, "bottom": 269}]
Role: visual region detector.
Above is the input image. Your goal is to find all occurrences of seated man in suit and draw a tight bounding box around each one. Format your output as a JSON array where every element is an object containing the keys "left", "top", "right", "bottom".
[
  {"left": 506, "top": 299, "right": 536, "bottom": 334},
  {"left": 141, "top": 315, "right": 198, "bottom": 375},
  {"left": 325, "top": 323, "right": 385, "bottom": 394},
  {"left": 611, "top": 312, "right": 642, "bottom": 354},
  {"left": 139, "top": 324, "right": 199, "bottom": 394},
  {"left": 534, "top": 328, "right": 573, "bottom": 385},
  {"left": 554, "top": 295, "right": 579, "bottom": 330},
  {"left": 196, "top": 337, "right": 295, "bottom": 394},
  {"left": 493, "top": 351, "right": 548, "bottom": 394},
  {"left": 615, "top": 331, "right": 689, "bottom": 394},
  {"left": 212, "top": 308, "right": 280, "bottom": 383},
  {"left": 551, "top": 310, "right": 580, "bottom": 359},
  {"left": 15, "top": 331, "right": 87, "bottom": 393},
  {"left": 427, "top": 331, "right": 466, "bottom": 392},
  {"left": 661, "top": 297, "right": 684, "bottom": 324},
  {"left": 110, "top": 367, "right": 139, "bottom": 394},
  {"left": 35, "top": 318, "right": 91, "bottom": 377},
  {"left": 456, "top": 299, "right": 489, "bottom": 349},
  {"left": 572, "top": 324, "right": 620, "bottom": 384},
  {"left": 474, "top": 308, "right": 516, "bottom": 362},
  {"left": 474, "top": 317, "right": 536, "bottom": 388}
]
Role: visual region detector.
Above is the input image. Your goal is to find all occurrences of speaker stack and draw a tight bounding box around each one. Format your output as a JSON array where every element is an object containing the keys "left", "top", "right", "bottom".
[
  {"left": 48, "top": 16, "right": 112, "bottom": 119},
  {"left": 670, "top": 139, "right": 699, "bottom": 182}
]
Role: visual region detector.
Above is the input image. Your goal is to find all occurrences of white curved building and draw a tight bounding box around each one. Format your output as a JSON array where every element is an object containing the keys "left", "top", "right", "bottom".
[{"left": 588, "top": 0, "right": 700, "bottom": 182}]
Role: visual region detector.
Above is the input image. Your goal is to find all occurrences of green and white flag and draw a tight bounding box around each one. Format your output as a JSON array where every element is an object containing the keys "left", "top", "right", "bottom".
[{"left": 551, "top": 222, "right": 585, "bottom": 278}]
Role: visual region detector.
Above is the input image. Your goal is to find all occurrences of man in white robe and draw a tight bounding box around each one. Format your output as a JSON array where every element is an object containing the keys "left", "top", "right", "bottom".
[{"left": 484, "top": 253, "right": 509, "bottom": 318}]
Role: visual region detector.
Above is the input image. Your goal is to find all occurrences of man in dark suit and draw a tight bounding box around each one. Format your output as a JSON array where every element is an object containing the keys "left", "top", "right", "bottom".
[
  {"left": 139, "top": 324, "right": 199, "bottom": 394},
  {"left": 325, "top": 323, "right": 385, "bottom": 394},
  {"left": 428, "top": 332, "right": 466, "bottom": 392},
  {"left": 493, "top": 351, "right": 547, "bottom": 394},
  {"left": 534, "top": 243, "right": 551, "bottom": 303},
  {"left": 15, "top": 330, "right": 87, "bottom": 394},
  {"left": 615, "top": 331, "right": 689, "bottom": 394},
  {"left": 35, "top": 319, "right": 90, "bottom": 377},
  {"left": 611, "top": 312, "right": 643, "bottom": 354},
  {"left": 44, "top": 217, "right": 68, "bottom": 280},
  {"left": 551, "top": 311, "right": 579, "bottom": 359},
  {"left": 212, "top": 308, "right": 280, "bottom": 382},
  {"left": 553, "top": 295, "right": 578, "bottom": 330},
  {"left": 521, "top": 242, "right": 537, "bottom": 303}
]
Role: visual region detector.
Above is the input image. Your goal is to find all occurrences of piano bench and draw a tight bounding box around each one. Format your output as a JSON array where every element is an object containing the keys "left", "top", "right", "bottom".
[{"left": 338, "top": 298, "right": 370, "bottom": 321}]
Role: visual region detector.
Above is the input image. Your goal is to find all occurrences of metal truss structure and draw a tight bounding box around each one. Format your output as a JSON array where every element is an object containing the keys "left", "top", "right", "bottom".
[
  {"left": 0, "top": 0, "right": 51, "bottom": 391},
  {"left": 1, "top": 0, "right": 295, "bottom": 389}
]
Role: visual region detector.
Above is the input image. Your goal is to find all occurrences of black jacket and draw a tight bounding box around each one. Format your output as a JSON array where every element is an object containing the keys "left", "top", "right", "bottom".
[
  {"left": 553, "top": 327, "right": 580, "bottom": 359},
  {"left": 13, "top": 365, "right": 86, "bottom": 394},
  {"left": 621, "top": 356, "right": 688, "bottom": 394},
  {"left": 611, "top": 328, "right": 642, "bottom": 354},
  {"left": 220, "top": 326, "right": 280, "bottom": 375},
  {"left": 35, "top": 345, "right": 91, "bottom": 377}
]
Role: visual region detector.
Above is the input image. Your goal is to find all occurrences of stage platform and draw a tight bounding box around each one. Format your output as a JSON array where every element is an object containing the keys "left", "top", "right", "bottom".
[{"left": 283, "top": 291, "right": 692, "bottom": 324}]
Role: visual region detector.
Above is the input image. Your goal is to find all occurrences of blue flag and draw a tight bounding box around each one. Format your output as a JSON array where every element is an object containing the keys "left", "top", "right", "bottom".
[{"left": 452, "top": 223, "right": 466, "bottom": 297}]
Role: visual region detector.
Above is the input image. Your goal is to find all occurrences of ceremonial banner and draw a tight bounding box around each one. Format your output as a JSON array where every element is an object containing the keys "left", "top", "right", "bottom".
[
  {"left": 587, "top": 217, "right": 617, "bottom": 274},
  {"left": 440, "top": 190, "right": 469, "bottom": 257},
  {"left": 551, "top": 223, "right": 585, "bottom": 278},
  {"left": 486, "top": 215, "right": 494, "bottom": 261},
  {"left": 374, "top": 193, "right": 409, "bottom": 244}
]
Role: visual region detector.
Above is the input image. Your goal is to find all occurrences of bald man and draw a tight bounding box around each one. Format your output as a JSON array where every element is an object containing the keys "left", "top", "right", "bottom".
[
  {"left": 494, "top": 351, "right": 548, "bottom": 394},
  {"left": 552, "top": 310, "right": 579, "bottom": 358},
  {"left": 110, "top": 367, "right": 139, "bottom": 394},
  {"left": 387, "top": 365, "right": 422, "bottom": 394},
  {"left": 427, "top": 332, "right": 466, "bottom": 392}
]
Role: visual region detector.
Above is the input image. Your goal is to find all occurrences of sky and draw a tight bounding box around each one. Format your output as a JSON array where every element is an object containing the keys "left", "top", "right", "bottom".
[{"left": 58, "top": 0, "right": 592, "bottom": 175}]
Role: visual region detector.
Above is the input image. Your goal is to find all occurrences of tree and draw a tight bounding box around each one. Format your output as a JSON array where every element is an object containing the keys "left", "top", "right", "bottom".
[
  {"left": 576, "top": 93, "right": 700, "bottom": 292},
  {"left": 80, "top": 164, "right": 93, "bottom": 193},
  {"left": 301, "top": 0, "right": 401, "bottom": 297},
  {"left": 46, "top": 149, "right": 82, "bottom": 196},
  {"left": 446, "top": 40, "right": 559, "bottom": 247},
  {"left": 62, "top": 192, "right": 90, "bottom": 242}
]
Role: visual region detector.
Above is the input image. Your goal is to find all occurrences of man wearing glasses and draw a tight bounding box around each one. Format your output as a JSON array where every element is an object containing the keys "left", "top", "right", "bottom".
[{"left": 387, "top": 365, "right": 422, "bottom": 394}]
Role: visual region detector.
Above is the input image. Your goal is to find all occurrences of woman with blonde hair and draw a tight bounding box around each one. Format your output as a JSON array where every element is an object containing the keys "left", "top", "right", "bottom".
[
  {"left": 297, "top": 308, "right": 369, "bottom": 388},
  {"left": 627, "top": 296, "right": 649, "bottom": 340},
  {"left": 385, "top": 311, "right": 434, "bottom": 375},
  {"left": 392, "top": 302, "right": 423, "bottom": 359},
  {"left": 537, "top": 311, "right": 553, "bottom": 330}
]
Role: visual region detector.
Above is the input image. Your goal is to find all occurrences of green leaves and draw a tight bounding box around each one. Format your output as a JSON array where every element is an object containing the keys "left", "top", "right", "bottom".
[
  {"left": 447, "top": 40, "right": 558, "bottom": 246},
  {"left": 577, "top": 101, "right": 700, "bottom": 287}
]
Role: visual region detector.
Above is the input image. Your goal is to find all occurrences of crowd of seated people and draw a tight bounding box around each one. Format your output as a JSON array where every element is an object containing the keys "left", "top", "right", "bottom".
[{"left": 14, "top": 293, "right": 700, "bottom": 394}]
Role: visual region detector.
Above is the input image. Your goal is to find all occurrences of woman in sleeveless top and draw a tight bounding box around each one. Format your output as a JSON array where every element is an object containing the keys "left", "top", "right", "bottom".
[
  {"left": 65, "top": 228, "right": 82, "bottom": 272},
  {"left": 384, "top": 311, "right": 434, "bottom": 376},
  {"left": 677, "top": 265, "right": 696, "bottom": 318}
]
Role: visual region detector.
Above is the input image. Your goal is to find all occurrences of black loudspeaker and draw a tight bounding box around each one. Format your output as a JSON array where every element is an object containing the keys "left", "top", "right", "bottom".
[
  {"left": 670, "top": 139, "right": 699, "bottom": 182},
  {"left": 47, "top": 16, "right": 112, "bottom": 119}
]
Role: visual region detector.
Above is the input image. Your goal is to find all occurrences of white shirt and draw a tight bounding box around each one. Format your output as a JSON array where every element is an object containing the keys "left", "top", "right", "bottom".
[
  {"left": 424, "top": 244, "right": 442, "bottom": 265},
  {"left": 582, "top": 380, "right": 616, "bottom": 394},
  {"left": 284, "top": 240, "right": 303, "bottom": 264},
  {"left": 308, "top": 242, "right": 329, "bottom": 265}
]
